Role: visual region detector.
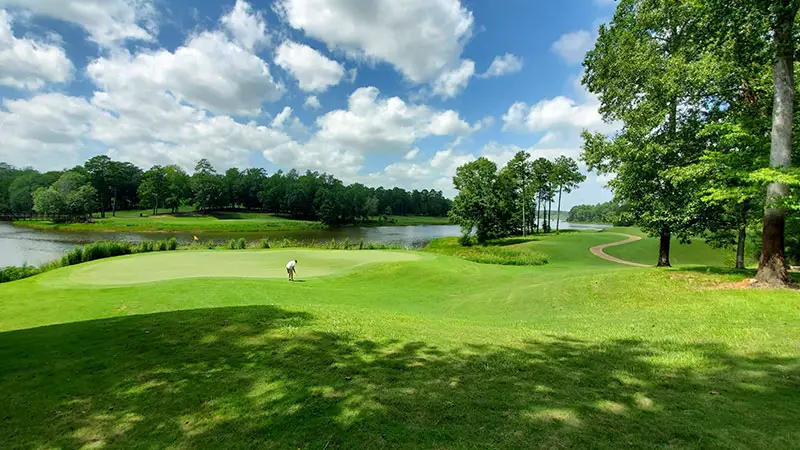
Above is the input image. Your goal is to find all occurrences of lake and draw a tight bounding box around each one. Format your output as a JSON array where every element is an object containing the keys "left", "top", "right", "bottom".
[{"left": 0, "top": 221, "right": 611, "bottom": 268}]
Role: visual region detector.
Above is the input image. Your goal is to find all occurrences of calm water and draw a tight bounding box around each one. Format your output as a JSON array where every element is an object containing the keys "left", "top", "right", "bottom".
[{"left": 0, "top": 221, "right": 610, "bottom": 267}]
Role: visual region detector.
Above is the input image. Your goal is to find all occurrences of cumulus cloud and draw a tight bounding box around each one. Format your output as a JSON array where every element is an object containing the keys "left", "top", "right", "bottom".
[
  {"left": 263, "top": 86, "right": 476, "bottom": 178},
  {"left": 0, "top": 4, "right": 295, "bottom": 172},
  {"left": 0, "top": 0, "right": 157, "bottom": 46},
  {"left": 0, "top": 10, "right": 73, "bottom": 90},
  {"left": 0, "top": 93, "right": 108, "bottom": 169},
  {"left": 304, "top": 95, "right": 322, "bottom": 110},
  {"left": 87, "top": 30, "right": 283, "bottom": 116},
  {"left": 274, "top": 40, "right": 346, "bottom": 92},
  {"left": 221, "top": 0, "right": 268, "bottom": 51},
  {"left": 552, "top": 30, "right": 594, "bottom": 64},
  {"left": 270, "top": 106, "right": 309, "bottom": 139},
  {"left": 404, "top": 148, "right": 420, "bottom": 160},
  {"left": 502, "top": 95, "right": 615, "bottom": 134},
  {"left": 432, "top": 59, "right": 475, "bottom": 99},
  {"left": 315, "top": 86, "right": 475, "bottom": 153},
  {"left": 276, "top": 0, "right": 474, "bottom": 83},
  {"left": 481, "top": 53, "right": 523, "bottom": 78}
]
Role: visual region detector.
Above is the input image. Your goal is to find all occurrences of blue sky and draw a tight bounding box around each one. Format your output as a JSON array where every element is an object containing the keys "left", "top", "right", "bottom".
[{"left": 0, "top": 0, "right": 617, "bottom": 208}]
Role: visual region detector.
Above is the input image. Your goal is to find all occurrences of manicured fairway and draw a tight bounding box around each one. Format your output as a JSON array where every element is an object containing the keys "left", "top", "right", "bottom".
[
  {"left": 1, "top": 231, "right": 798, "bottom": 449},
  {"left": 68, "top": 250, "right": 423, "bottom": 285},
  {"left": 601, "top": 227, "right": 756, "bottom": 267}
]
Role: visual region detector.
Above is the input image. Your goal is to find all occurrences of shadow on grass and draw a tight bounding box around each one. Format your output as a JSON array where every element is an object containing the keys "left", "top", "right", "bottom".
[
  {"left": 1, "top": 306, "right": 798, "bottom": 449},
  {"left": 675, "top": 266, "right": 800, "bottom": 283},
  {"left": 675, "top": 266, "right": 757, "bottom": 277}
]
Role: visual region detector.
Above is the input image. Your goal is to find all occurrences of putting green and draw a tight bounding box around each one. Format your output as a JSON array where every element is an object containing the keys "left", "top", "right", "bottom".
[{"left": 68, "top": 250, "right": 422, "bottom": 285}]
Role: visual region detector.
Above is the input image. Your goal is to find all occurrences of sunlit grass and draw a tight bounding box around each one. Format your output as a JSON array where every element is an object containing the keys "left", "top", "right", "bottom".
[{"left": 0, "top": 230, "right": 797, "bottom": 448}]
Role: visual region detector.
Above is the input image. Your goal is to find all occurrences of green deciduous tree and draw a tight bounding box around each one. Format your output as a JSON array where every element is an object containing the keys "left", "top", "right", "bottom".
[
  {"left": 33, "top": 172, "right": 98, "bottom": 222},
  {"left": 138, "top": 166, "right": 169, "bottom": 215},
  {"left": 583, "top": 0, "right": 711, "bottom": 266},
  {"left": 450, "top": 158, "right": 506, "bottom": 243},
  {"left": 552, "top": 156, "right": 586, "bottom": 232}
]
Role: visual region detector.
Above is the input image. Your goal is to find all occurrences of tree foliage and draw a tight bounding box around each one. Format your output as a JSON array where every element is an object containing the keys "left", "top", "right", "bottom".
[
  {"left": 32, "top": 172, "right": 98, "bottom": 221},
  {"left": 450, "top": 154, "right": 585, "bottom": 243}
]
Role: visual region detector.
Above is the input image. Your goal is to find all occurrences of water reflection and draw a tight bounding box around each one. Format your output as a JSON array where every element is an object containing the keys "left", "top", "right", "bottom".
[{"left": 0, "top": 221, "right": 610, "bottom": 267}]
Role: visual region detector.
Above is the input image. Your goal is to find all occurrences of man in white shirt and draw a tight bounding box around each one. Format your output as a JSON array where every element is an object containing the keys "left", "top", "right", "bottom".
[{"left": 286, "top": 259, "right": 297, "bottom": 281}]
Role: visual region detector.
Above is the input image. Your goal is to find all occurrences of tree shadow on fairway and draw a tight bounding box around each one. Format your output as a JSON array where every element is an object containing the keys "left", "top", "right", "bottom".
[
  {"left": 674, "top": 266, "right": 800, "bottom": 284},
  {"left": 1, "top": 306, "right": 798, "bottom": 449}
]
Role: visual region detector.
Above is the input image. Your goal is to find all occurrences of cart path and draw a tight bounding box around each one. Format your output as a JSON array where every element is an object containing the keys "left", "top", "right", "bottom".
[{"left": 590, "top": 233, "right": 650, "bottom": 267}]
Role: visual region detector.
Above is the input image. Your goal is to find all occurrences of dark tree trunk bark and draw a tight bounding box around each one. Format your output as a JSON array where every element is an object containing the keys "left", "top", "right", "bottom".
[
  {"left": 736, "top": 225, "right": 747, "bottom": 270},
  {"left": 756, "top": 0, "right": 796, "bottom": 286},
  {"left": 657, "top": 227, "right": 671, "bottom": 267},
  {"left": 556, "top": 188, "right": 563, "bottom": 233}
]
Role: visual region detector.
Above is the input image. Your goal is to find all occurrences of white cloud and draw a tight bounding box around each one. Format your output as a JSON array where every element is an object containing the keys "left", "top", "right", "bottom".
[
  {"left": 304, "top": 95, "right": 321, "bottom": 110},
  {"left": 0, "top": 93, "right": 108, "bottom": 169},
  {"left": 502, "top": 95, "right": 615, "bottom": 134},
  {"left": 552, "top": 30, "right": 594, "bottom": 64},
  {"left": 276, "top": 0, "right": 474, "bottom": 83},
  {"left": 274, "top": 40, "right": 345, "bottom": 92},
  {"left": 404, "top": 148, "right": 420, "bottom": 160},
  {"left": 316, "top": 86, "right": 474, "bottom": 154},
  {"left": 432, "top": 59, "right": 475, "bottom": 99},
  {"left": 0, "top": 10, "right": 73, "bottom": 90},
  {"left": 427, "top": 110, "right": 474, "bottom": 135},
  {"left": 0, "top": 0, "right": 157, "bottom": 46},
  {"left": 262, "top": 86, "right": 475, "bottom": 178},
  {"left": 475, "top": 115, "right": 495, "bottom": 131},
  {"left": 481, "top": 53, "right": 523, "bottom": 78},
  {"left": 88, "top": 30, "right": 283, "bottom": 116},
  {"left": 0, "top": 5, "right": 294, "bottom": 173},
  {"left": 220, "top": 0, "right": 268, "bottom": 51},
  {"left": 270, "top": 106, "right": 309, "bottom": 138}
]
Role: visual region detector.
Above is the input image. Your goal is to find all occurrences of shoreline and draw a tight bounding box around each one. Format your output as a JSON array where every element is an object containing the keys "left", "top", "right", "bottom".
[{"left": 9, "top": 215, "right": 453, "bottom": 233}]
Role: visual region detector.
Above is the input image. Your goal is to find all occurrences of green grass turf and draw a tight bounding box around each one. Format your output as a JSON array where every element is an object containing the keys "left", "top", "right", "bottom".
[
  {"left": 376, "top": 215, "right": 452, "bottom": 226},
  {"left": 16, "top": 212, "right": 322, "bottom": 232},
  {"left": 15, "top": 210, "right": 451, "bottom": 232},
  {"left": 67, "top": 250, "right": 422, "bottom": 286},
  {"left": 602, "top": 227, "right": 758, "bottom": 267},
  {"left": 1, "top": 231, "right": 798, "bottom": 448}
]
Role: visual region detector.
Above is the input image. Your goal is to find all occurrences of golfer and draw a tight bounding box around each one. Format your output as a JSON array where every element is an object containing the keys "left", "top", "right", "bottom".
[{"left": 286, "top": 259, "right": 297, "bottom": 281}]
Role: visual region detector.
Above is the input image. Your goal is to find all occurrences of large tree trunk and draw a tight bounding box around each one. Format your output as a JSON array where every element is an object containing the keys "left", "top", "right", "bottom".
[
  {"left": 556, "top": 188, "right": 563, "bottom": 233},
  {"left": 756, "top": 1, "right": 796, "bottom": 286},
  {"left": 547, "top": 198, "right": 552, "bottom": 232},
  {"left": 522, "top": 189, "right": 526, "bottom": 237},
  {"left": 112, "top": 188, "right": 117, "bottom": 217},
  {"left": 657, "top": 227, "right": 671, "bottom": 267},
  {"left": 736, "top": 225, "right": 747, "bottom": 270}
]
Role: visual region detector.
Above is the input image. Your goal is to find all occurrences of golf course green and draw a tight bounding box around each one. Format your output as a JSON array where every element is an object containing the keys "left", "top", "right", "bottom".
[
  {"left": 1, "top": 231, "right": 798, "bottom": 449},
  {"left": 68, "top": 250, "right": 423, "bottom": 286}
]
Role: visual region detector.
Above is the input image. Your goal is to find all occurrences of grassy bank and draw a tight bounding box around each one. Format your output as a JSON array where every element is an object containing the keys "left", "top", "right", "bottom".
[
  {"left": 603, "top": 227, "right": 758, "bottom": 267},
  {"left": 1, "top": 231, "right": 798, "bottom": 448},
  {"left": 13, "top": 211, "right": 451, "bottom": 232},
  {"left": 368, "top": 215, "right": 452, "bottom": 226},
  {"left": 426, "top": 236, "right": 549, "bottom": 265},
  {"left": 14, "top": 211, "right": 323, "bottom": 232}
]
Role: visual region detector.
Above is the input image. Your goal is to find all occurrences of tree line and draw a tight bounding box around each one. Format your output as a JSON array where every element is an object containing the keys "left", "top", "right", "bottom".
[
  {"left": 567, "top": 202, "right": 631, "bottom": 226},
  {"left": 0, "top": 157, "right": 451, "bottom": 226},
  {"left": 449, "top": 153, "right": 585, "bottom": 243},
  {"left": 578, "top": 0, "right": 800, "bottom": 286}
]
